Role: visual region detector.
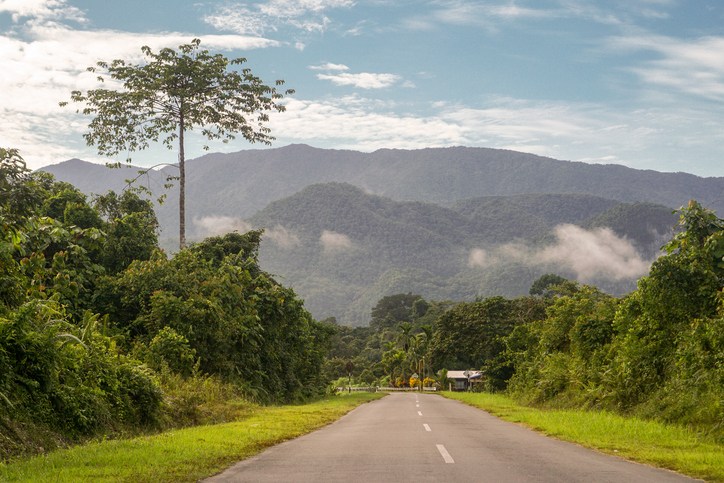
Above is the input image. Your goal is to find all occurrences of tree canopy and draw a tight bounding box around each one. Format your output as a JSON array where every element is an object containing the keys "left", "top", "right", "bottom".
[{"left": 63, "top": 38, "right": 293, "bottom": 248}]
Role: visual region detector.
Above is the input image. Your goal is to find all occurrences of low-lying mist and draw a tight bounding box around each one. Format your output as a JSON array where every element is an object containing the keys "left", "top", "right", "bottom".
[
  {"left": 469, "top": 224, "right": 655, "bottom": 282},
  {"left": 320, "top": 230, "right": 354, "bottom": 252}
]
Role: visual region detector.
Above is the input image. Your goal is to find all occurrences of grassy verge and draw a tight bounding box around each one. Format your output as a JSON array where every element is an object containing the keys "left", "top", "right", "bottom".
[
  {"left": 0, "top": 392, "right": 384, "bottom": 483},
  {"left": 443, "top": 391, "right": 723, "bottom": 482}
]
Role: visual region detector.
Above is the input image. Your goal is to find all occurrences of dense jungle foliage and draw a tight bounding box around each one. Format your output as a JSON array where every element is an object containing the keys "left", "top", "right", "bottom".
[
  {"left": 0, "top": 149, "right": 331, "bottom": 460},
  {"left": 326, "top": 201, "right": 723, "bottom": 439}
]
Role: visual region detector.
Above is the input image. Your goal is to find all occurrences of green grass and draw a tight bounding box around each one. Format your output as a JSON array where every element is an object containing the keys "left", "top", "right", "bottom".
[
  {"left": 443, "top": 391, "right": 724, "bottom": 482},
  {"left": 0, "top": 393, "right": 384, "bottom": 483}
]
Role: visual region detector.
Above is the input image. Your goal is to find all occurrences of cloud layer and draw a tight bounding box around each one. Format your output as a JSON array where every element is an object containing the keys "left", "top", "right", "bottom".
[
  {"left": 192, "top": 217, "right": 300, "bottom": 250},
  {"left": 265, "top": 225, "right": 301, "bottom": 249},
  {"left": 320, "top": 230, "right": 353, "bottom": 252},
  {"left": 468, "top": 224, "right": 653, "bottom": 282},
  {"left": 193, "top": 216, "right": 251, "bottom": 237},
  {"left": 317, "top": 72, "right": 401, "bottom": 89},
  {"left": 202, "top": 0, "right": 354, "bottom": 36}
]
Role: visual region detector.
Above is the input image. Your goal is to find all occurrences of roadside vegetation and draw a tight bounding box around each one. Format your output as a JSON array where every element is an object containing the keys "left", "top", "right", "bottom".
[
  {"left": 444, "top": 392, "right": 723, "bottom": 482},
  {"left": 0, "top": 148, "right": 333, "bottom": 460},
  {"left": 0, "top": 393, "right": 382, "bottom": 482}
]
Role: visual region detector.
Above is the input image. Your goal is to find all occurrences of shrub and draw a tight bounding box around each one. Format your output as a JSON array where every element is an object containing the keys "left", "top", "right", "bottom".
[
  {"left": 145, "top": 326, "right": 197, "bottom": 377},
  {"left": 0, "top": 301, "right": 162, "bottom": 438}
]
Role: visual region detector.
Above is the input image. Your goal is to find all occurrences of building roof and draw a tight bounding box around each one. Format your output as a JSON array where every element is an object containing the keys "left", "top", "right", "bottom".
[{"left": 447, "top": 370, "right": 482, "bottom": 380}]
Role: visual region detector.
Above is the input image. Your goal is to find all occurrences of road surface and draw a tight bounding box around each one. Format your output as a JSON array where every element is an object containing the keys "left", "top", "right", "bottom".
[{"left": 206, "top": 392, "right": 697, "bottom": 482}]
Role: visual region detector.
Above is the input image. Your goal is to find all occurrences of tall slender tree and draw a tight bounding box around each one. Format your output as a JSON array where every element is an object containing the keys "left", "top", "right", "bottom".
[{"left": 62, "top": 39, "right": 293, "bottom": 249}]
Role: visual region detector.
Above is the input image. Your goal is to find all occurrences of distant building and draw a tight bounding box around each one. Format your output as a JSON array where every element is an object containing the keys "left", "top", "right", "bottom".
[{"left": 446, "top": 370, "right": 482, "bottom": 391}]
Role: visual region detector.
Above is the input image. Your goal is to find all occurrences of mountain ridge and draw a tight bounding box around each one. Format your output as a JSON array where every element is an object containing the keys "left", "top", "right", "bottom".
[{"left": 41, "top": 145, "right": 723, "bottom": 239}]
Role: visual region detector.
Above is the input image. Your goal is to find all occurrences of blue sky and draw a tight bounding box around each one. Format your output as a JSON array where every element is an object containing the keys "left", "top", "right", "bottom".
[{"left": 2, "top": 0, "right": 724, "bottom": 177}]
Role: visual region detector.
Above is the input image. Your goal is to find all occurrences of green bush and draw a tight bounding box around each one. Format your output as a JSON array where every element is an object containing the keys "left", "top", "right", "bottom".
[
  {"left": 635, "top": 314, "right": 724, "bottom": 436},
  {"left": 0, "top": 301, "right": 162, "bottom": 440},
  {"left": 144, "top": 326, "right": 198, "bottom": 377}
]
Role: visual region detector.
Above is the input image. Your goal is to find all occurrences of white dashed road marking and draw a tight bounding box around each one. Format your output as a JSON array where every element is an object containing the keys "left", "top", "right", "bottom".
[
  {"left": 417, "top": 411, "right": 423, "bottom": 416},
  {"left": 436, "top": 444, "right": 455, "bottom": 464},
  {"left": 423, "top": 424, "right": 431, "bottom": 432}
]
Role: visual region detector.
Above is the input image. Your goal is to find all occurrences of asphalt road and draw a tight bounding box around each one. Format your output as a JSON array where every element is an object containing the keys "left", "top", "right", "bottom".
[{"left": 205, "top": 392, "right": 698, "bottom": 482}]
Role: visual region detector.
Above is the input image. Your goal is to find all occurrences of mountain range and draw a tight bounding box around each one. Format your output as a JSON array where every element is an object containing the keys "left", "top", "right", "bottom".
[
  {"left": 41, "top": 144, "right": 721, "bottom": 325},
  {"left": 43, "top": 145, "right": 723, "bottom": 239}
]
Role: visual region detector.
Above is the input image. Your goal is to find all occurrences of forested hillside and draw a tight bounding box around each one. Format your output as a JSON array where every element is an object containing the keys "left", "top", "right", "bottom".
[
  {"left": 250, "top": 183, "right": 677, "bottom": 325},
  {"left": 42, "top": 144, "right": 724, "bottom": 244}
]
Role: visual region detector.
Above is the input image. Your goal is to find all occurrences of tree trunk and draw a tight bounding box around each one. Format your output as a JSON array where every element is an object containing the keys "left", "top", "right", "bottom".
[{"left": 178, "top": 112, "right": 186, "bottom": 250}]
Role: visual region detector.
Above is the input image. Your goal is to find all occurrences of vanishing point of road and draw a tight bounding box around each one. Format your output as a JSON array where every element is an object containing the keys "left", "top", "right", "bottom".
[{"left": 206, "top": 392, "right": 698, "bottom": 482}]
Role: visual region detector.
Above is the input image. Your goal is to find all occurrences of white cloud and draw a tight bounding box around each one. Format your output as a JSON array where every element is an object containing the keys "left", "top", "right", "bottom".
[
  {"left": 317, "top": 72, "right": 401, "bottom": 89},
  {"left": 203, "top": 6, "right": 269, "bottom": 36},
  {"left": 320, "top": 230, "right": 353, "bottom": 251},
  {"left": 309, "top": 62, "right": 350, "bottom": 71},
  {"left": 270, "top": 96, "right": 469, "bottom": 150},
  {"left": 403, "top": 1, "right": 678, "bottom": 33},
  {"left": 260, "top": 0, "right": 354, "bottom": 17},
  {"left": 537, "top": 224, "right": 651, "bottom": 281},
  {"left": 193, "top": 216, "right": 252, "bottom": 237},
  {"left": 608, "top": 34, "right": 724, "bottom": 102},
  {"left": 469, "top": 224, "right": 653, "bottom": 282},
  {"left": 194, "top": 219, "right": 300, "bottom": 247},
  {"left": 468, "top": 248, "right": 488, "bottom": 268},
  {"left": 497, "top": 4, "right": 553, "bottom": 19},
  {"left": 403, "top": 1, "right": 557, "bottom": 32},
  {"left": 0, "top": 17, "right": 279, "bottom": 169},
  {"left": 264, "top": 225, "right": 301, "bottom": 249},
  {"left": 287, "top": 16, "right": 332, "bottom": 33},
  {"left": 203, "top": 0, "right": 354, "bottom": 36},
  {"left": 0, "top": 0, "right": 87, "bottom": 23},
  {"left": 311, "top": 62, "right": 402, "bottom": 89},
  {"left": 269, "top": 94, "right": 724, "bottom": 176}
]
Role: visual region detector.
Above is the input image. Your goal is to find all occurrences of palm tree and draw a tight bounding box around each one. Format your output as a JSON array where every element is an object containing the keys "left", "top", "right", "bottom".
[{"left": 397, "top": 322, "right": 413, "bottom": 352}]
